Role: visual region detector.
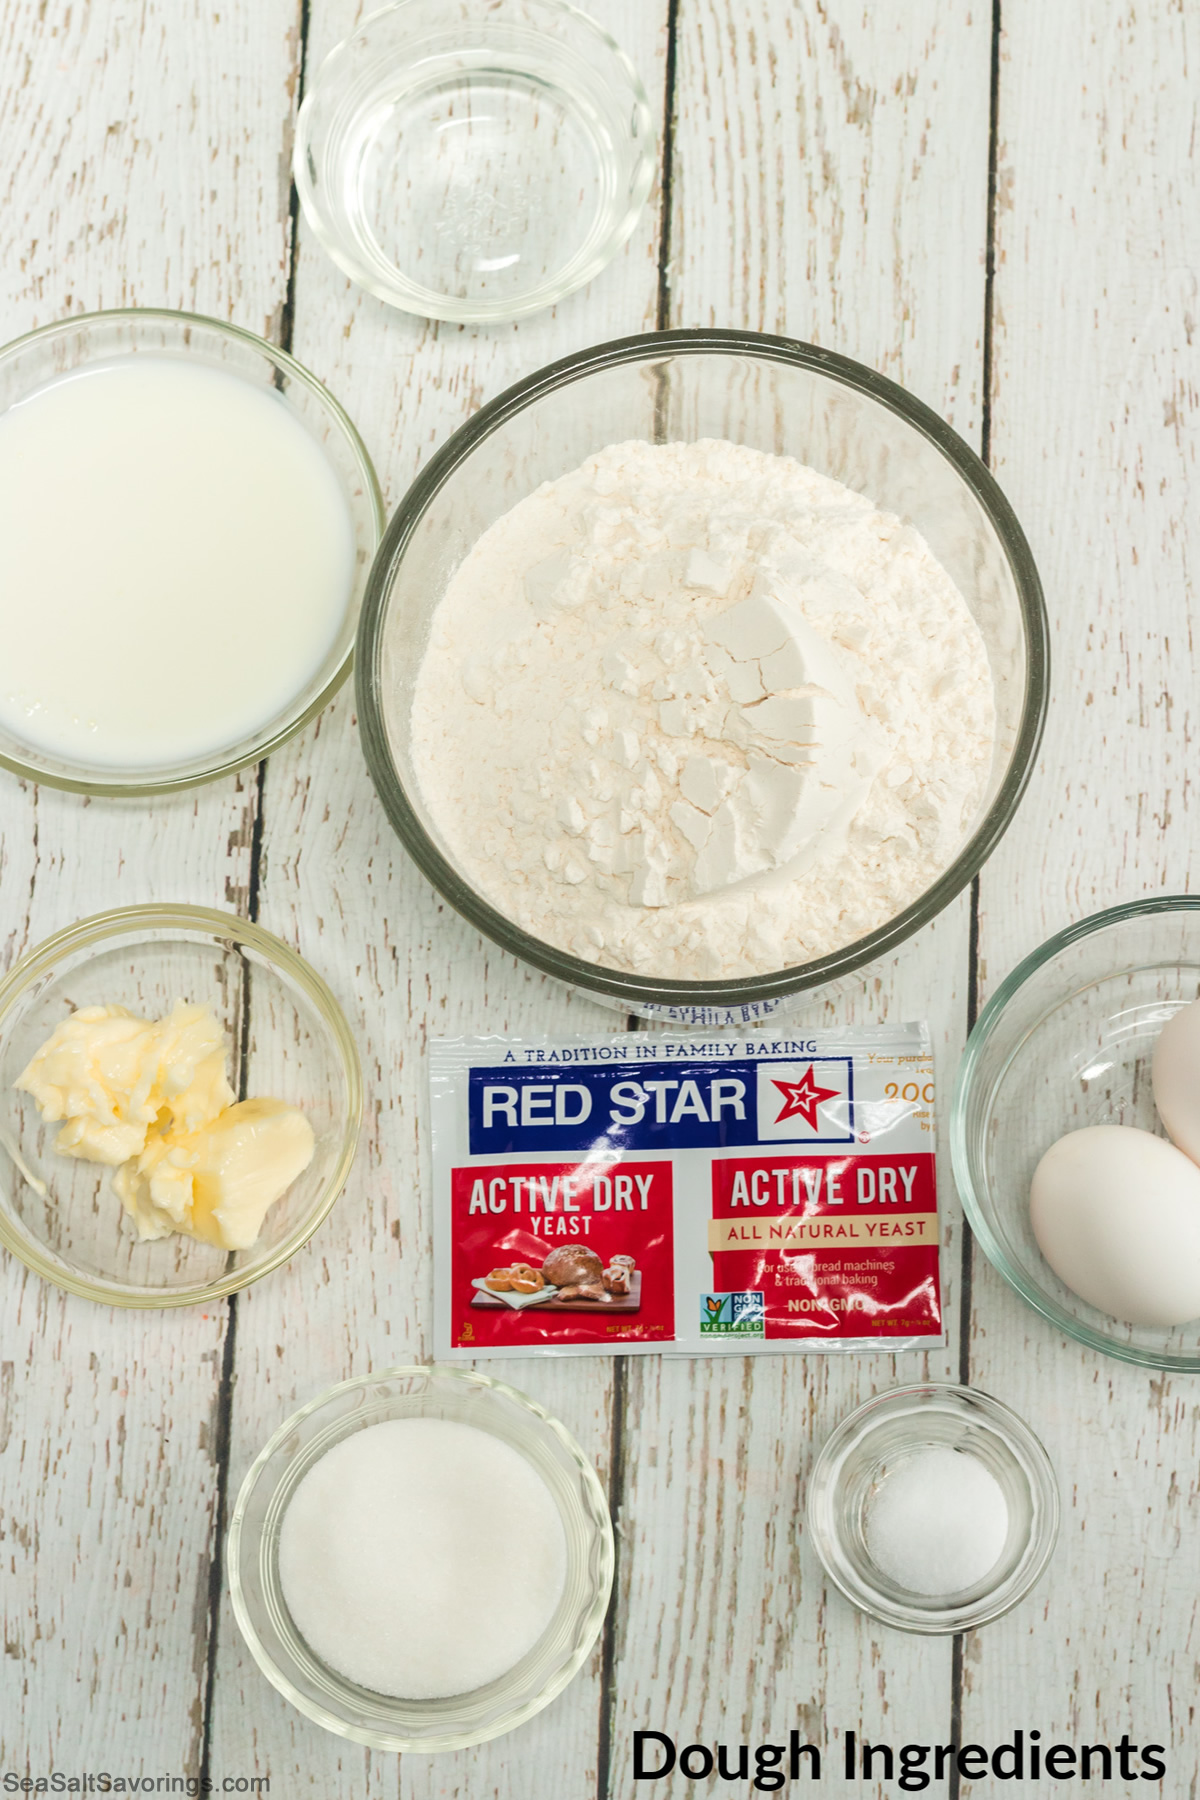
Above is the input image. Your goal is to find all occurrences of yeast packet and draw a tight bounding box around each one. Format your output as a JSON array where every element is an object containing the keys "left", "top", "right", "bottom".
[{"left": 431, "top": 1027, "right": 942, "bottom": 1357}]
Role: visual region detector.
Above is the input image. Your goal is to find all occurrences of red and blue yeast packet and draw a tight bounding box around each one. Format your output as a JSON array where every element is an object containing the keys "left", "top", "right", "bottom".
[{"left": 431, "top": 1027, "right": 942, "bottom": 1357}]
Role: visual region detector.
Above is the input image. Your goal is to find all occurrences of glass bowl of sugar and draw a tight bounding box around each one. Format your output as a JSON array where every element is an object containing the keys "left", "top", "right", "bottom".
[
  {"left": 0, "top": 309, "right": 383, "bottom": 795},
  {"left": 805, "top": 1382, "right": 1060, "bottom": 1634},
  {"left": 227, "top": 1365, "right": 614, "bottom": 1751},
  {"left": 0, "top": 905, "right": 362, "bottom": 1307}
]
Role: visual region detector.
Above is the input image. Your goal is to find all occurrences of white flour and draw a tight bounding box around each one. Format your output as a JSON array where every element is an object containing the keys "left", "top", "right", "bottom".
[{"left": 410, "top": 439, "right": 995, "bottom": 980}]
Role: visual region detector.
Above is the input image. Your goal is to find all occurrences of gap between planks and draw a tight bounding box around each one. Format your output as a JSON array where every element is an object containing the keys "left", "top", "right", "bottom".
[
  {"left": 597, "top": 5, "right": 682, "bottom": 1793},
  {"left": 948, "top": 4, "right": 1003, "bottom": 1795},
  {"left": 196, "top": 0, "right": 308, "bottom": 1746}
]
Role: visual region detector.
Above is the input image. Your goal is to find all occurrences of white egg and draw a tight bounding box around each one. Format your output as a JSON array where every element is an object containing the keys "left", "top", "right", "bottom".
[
  {"left": 1152, "top": 996, "right": 1200, "bottom": 1164},
  {"left": 1030, "top": 1124, "right": 1200, "bottom": 1326}
]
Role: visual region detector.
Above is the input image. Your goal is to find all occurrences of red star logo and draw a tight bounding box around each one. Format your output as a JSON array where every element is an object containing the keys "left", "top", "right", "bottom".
[{"left": 771, "top": 1066, "right": 840, "bottom": 1130}]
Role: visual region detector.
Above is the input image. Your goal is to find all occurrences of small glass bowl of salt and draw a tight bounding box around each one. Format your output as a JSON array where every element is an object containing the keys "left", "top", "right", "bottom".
[
  {"left": 806, "top": 1383, "right": 1060, "bottom": 1635},
  {"left": 227, "top": 1365, "right": 613, "bottom": 1750}
]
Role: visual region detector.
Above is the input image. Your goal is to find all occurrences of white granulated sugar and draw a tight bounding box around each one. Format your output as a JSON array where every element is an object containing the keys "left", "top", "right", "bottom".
[
  {"left": 278, "top": 1417, "right": 566, "bottom": 1699},
  {"left": 410, "top": 439, "right": 995, "bottom": 979},
  {"left": 865, "top": 1445, "right": 1010, "bottom": 1596}
]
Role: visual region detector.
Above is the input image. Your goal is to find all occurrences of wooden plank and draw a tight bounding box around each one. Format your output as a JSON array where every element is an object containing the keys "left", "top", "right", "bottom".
[
  {"left": 605, "top": 3, "right": 995, "bottom": 1792},
  {"left": 205, "top": 2, "right": 672, "bottom": 1790},
  {"left": 0, "top": 0, "right": 300, "bottom": 1775},
  {"left": 0, "top": 0, "right": 300, "bottom": 337},
  {"left": 964, "top": 0, "right": 1200, "bottom": 1782}
]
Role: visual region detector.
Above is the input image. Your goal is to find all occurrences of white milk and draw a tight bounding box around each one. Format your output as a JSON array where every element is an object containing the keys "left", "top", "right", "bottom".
[{"left": 0, "top": 358, "right": 357, "bottom": 770}]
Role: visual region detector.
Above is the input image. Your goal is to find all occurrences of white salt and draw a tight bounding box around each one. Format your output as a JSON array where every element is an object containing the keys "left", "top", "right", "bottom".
[
  {"left": 278, "top": 1416, "right": 567, "bottom": 1698},
  {"left": 864, "top": 1445, "right": 1009, "bottom": 1596}
]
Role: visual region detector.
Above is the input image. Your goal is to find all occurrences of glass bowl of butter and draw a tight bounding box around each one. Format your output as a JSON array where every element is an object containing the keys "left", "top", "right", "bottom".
[{"left": 0, "top": 906, "right": 361, "bottom": 1307}]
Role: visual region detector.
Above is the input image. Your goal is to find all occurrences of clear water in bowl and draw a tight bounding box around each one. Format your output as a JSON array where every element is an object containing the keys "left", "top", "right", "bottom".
[{"left": 350, "top": 61, "right": 612, "bottom": 307}]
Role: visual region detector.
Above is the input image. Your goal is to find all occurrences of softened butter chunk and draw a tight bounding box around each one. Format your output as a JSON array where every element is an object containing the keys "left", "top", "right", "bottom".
[
  {"left": 15, "top": 1004, "right": 166, "bottom": 1166},
  {"left": 148, "top": 1000, "right": 236, "bottom": 1132},
  {"left": 114, "top": 1099, "right": 315, "bottom": 1250},
  {"left": 16, "top": 1001, "right": 312, "bottom": 1251},
  {"left": 16, "top": 1000, "right": 235, "bottom": 1166}
]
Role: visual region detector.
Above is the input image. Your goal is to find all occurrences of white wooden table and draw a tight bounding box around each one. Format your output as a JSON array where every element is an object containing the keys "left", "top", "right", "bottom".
[{"left": 0, "top": 1, "right": 1194, "bottom": 1793}]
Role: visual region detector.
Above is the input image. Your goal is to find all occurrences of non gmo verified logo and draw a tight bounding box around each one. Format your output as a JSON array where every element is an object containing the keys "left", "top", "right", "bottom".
[
  {"left": 755, "top": 1058, "right": 854, "bottom": 1144},
  {"left": 700, "top": 1290, "right": 765, "bottom": 1335}
]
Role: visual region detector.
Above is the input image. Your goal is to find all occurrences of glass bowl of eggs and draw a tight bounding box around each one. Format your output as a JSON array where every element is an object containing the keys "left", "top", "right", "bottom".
[
  {"left": 227, "top": 1365, "right": 615, "bottom": 1751},
  {"left": 952, "top": 895, "right": 1200, "bottom": 1370},
  {"left": 0, "top": 904, "right": 362, "bottom": 1307}
]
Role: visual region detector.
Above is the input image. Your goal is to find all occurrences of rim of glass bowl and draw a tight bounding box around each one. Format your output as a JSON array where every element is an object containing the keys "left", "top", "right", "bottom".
[
  {"left": 0, "top": 307, "right": 386, "bottom": 797},
  {"left": 226, "top": 1363, "right": 616, "bottom": 1752},
  {"left": 0, "top": 903, "right": 363, "bottom": 1307},
  {"left": 357, "top": 326, "right": 1050, "bottom": 1009},
  {"left": 805, "top": 1382, "right": 1060, "bottom": 1636},
  {"left": 951, "top": 893, "right": 1200, "bottom": 1371},
  {"left": 293, "top": 0, "right": 657, "bottom": 325}
]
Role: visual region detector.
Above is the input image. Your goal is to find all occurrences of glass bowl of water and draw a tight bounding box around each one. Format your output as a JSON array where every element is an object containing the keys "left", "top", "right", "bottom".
[{"left": 294, "top": 0, "right": 657, "bottom": 324}]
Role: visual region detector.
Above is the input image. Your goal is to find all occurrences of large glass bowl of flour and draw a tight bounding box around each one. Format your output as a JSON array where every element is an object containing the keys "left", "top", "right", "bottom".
[{"left": 358, "top": 330, "right": 1047, "bottom": 1022}]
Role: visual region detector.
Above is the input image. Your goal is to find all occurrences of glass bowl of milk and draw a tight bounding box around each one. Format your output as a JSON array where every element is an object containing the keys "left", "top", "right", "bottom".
[
  {"left": 0, "top": 904, "right": 362, "bottom": 1306},
  {"left": 227, "top": 1365, "right": 614, "bottom": 1750},
  {"left": 0, "top": 310, "right": 384, "bottom": 794}
]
